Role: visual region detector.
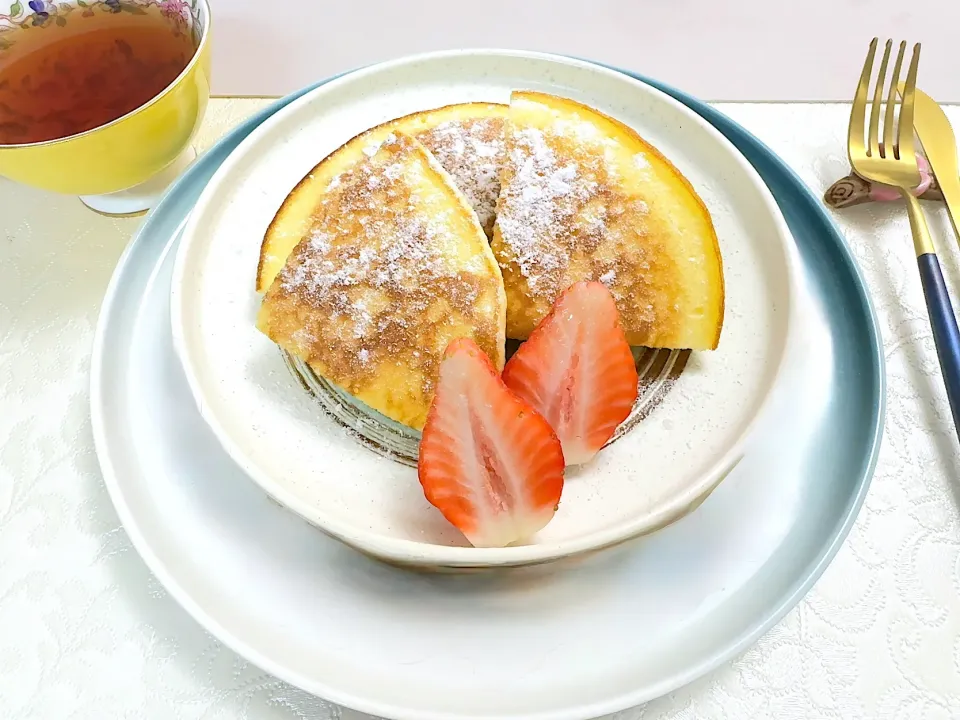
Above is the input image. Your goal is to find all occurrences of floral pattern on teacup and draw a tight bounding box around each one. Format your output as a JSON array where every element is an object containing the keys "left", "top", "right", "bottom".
[
  {"left": 0, "top": 0, "right": 203, "bottom": 50},
  {"left": 159, "top": 0, "right": 189, "bottom": 26}
]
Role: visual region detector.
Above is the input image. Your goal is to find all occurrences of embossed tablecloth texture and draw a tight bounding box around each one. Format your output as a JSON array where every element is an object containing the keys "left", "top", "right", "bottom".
[{"left": 2, "top": 99, "right": 960, "bottom": 720}]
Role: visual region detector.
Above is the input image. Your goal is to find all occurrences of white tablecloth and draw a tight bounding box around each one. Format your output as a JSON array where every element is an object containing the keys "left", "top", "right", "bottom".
[{"left": 2, "top": 100, "right": 960, "bottom": 720}]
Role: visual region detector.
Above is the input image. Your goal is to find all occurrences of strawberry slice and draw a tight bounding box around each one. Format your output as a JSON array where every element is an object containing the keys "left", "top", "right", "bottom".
[
  {"left": 502, "top": 281, "right": 639, "bottom": 465},
  {"left": 418, "top": 338, "right": 565, "bottom": 548}
]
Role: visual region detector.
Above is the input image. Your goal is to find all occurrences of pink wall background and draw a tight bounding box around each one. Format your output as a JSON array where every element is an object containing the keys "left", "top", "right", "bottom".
[{"left": 208, "top": 0, "right": 960, "bottom": 101}]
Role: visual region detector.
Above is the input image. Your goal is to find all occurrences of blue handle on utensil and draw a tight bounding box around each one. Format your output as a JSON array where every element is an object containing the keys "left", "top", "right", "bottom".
[{"left": 918, "top": 252, "right": 960, "bottom": 435}]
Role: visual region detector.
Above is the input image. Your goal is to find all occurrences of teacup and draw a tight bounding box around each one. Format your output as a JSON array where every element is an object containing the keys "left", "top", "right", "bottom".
[{"left": 0, "top": 0, "right": 211, "bottom": 215}]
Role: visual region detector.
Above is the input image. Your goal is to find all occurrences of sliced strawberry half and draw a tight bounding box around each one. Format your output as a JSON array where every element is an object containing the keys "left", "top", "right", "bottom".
[
  {"left": 502, "top": 281, "right": 639, "bottom": 466},
  {"left": 418, "top": 338, "right": 565, "bottom": 548}
]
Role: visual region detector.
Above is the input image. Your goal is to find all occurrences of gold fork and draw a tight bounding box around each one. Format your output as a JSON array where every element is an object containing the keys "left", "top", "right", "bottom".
[
  {"left": 848, "top": 39, "right": 932, "bottom": 253},
  {"left": 848, "top": 38, "right": 960, "bottom": 436}
]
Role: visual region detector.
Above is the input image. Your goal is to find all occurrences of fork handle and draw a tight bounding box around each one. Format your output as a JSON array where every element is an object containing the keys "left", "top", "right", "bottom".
[
  {"left": 917, "top": 252, "right": 960, "bottom": 435},
  {"left": 904, "top": 189, "right": 936, "bottom": 256},
  {"left": 903, "top": 191, "right": 960, "bottom": 436}
]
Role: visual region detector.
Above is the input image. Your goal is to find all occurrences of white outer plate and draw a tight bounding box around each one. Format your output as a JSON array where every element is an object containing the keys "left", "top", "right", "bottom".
[
  {"left": 91, "top": 71, "right": 882, "bottom": 720},
  {"left": 170, "top": 50, "right": 799, "bottom": 567}
]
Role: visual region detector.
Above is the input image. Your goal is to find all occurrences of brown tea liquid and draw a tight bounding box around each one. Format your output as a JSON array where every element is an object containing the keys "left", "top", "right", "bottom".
[{"left": 0, "top": 6, "right": 197, "bottom": 145}]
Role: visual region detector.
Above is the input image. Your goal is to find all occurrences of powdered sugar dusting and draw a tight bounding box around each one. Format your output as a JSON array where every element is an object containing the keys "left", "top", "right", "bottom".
[
  {"left": 554, "top": 116, "right": 609, "bottom": 144},
  {"left": 495, "top": 126, "right": 599, "bottom": 294},
  {"left": 417, "top": 116, "right": 505, "bottom": 238},
  {"left": 493, "top": 98, "right": 674, "bottom": 342},
  {"left": 263, "top": 133, "right": 501, "bottom": 414},
  {"left": 281, "top": 194, "right": 450, "bottom": 331}
]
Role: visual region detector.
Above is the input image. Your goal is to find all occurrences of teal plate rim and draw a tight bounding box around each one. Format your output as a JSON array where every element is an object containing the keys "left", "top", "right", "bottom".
[
  {"left": 612, "top": 61, "right": 886, "bottom": 678},
  {"left": 93, "top": 58, "right": 885, "bottom": 713}
]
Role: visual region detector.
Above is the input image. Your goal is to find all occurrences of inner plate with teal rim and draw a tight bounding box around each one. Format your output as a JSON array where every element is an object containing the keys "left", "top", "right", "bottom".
[{"left": 91, "top": 57, "right": 883, "bottom": 720}]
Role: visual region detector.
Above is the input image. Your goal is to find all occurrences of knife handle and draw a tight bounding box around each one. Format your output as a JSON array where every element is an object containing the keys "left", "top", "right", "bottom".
[{"left": 917, "top": 252, "right": 960, "bottom": 437}]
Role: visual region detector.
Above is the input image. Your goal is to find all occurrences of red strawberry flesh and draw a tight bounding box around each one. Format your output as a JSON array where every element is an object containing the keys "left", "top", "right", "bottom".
[
  {"left": 417, "top": 338, "right": 565, "bottom": 548},
  {"left": 502, "top": 281, "right": 639, "bottom": 465}
]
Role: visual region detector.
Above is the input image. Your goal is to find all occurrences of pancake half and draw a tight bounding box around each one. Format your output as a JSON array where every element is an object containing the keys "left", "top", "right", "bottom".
[
  {"left": 256, "top": 132, "right": 506, "bottom": 431},
  {"left": 257, "top": 102, "right": 508, "bottom": 293},
  {"left": 492, "top": 91, "right": 725, "bottom": 350}
]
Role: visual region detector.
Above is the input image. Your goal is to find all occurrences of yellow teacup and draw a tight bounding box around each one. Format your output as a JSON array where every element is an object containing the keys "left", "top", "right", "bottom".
[{"left": 0, "top": 0, "right": 211, "bottom": 215}]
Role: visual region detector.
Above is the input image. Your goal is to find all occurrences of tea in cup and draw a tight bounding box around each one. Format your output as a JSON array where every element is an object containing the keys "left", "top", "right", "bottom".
[{"left": 0, "top": 0, "right": 211, "bottom": 215}]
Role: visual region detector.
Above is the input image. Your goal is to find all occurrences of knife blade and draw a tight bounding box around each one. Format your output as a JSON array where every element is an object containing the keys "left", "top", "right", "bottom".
[{"left": 906, "top": 84, "right": 960, "bottom": 241}]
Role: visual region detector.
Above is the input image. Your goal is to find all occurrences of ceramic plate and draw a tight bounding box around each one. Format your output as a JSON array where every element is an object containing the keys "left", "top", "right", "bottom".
[
  {"left": 169, "top": 51, "right": 800, "bottom": 568},
  {"left": 91, "top": 64, "right": 883, "bottom": 720}
]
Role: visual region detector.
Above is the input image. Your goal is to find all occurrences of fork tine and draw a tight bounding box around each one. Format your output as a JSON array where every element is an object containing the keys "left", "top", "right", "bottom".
[
  {"left": 848, "top": 37, "right": 877, "bottom": 163},
  {"left": 869, "top": 39, "right": 892, "bottom": 157},
  {"left": 885, "top": 41, "right": 906, "bottom": 159},
  {"left": 898, "top": 43, "right": 921, "bottom": 165}
]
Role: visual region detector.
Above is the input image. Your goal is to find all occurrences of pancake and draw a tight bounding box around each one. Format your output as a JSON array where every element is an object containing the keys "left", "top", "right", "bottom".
[
  {"left": 491, "top": 91, "right": 725, "bottom": 350},
  {"left": 256, "top": 102, "right": 508, "bottom": 293},
  {"left": 256, "top": 132, "right": 506, "bottom": 430}
]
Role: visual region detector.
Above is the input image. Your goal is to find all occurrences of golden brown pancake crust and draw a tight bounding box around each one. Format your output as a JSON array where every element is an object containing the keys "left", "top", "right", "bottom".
[
  {"left": 257, "top": 133, "right": 506, "bottom": 430},
  {"left": 492, "top": 91, "right": 724, "bottom": 350},
  {"left": 256, "top": 103, "right": 508, "bottom": 294}
]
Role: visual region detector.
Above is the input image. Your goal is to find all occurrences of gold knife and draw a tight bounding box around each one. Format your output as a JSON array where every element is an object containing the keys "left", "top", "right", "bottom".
[{"left": 905, "top": 84, "right": 960, "bottom": 241}]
